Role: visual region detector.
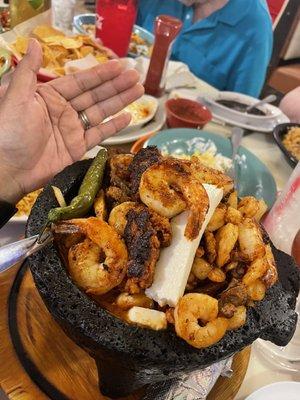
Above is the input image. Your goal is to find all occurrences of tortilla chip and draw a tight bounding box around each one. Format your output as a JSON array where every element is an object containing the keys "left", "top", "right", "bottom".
[
  {"left": 14, "top": 37, "right": 29, "bottom": 54},
  {"left": 33, "top": 25, "right": 64, "bottom": 40},
  {"left": 13, "top": 28, "right": 110, "bottom": 75},
  {"left": 52, "top": 67, "right": 65, "bottom": 76},
  {"left": 80, "top": 45, "right": 94, "bottom": 57},
  {"left": 47, "top": 44, "right": 69, "bottom": 61}
]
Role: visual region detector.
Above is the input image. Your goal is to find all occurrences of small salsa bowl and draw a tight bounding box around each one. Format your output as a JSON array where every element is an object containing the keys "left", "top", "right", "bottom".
[{"left": 165, "top": 98, "right": 212, "bottom": 129}]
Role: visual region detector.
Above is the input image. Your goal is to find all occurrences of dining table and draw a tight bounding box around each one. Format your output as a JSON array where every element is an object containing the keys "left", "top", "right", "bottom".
[
  {"left": 0, "top": 1, "right": 299, "bottom": 398},
  {"left": 0, "top": 107, "right": 298, "bottom": 400}
]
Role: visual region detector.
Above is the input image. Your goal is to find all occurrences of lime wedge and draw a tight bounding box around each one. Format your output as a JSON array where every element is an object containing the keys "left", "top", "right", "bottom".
[{"left": 28, "top": 0, "right": 44, "bottom": 10}]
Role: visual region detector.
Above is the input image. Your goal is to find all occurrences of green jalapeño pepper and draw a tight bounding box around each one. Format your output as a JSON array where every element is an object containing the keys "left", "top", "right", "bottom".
[{"left": 48, "top": 148, "right": 108, "bottom": 223}]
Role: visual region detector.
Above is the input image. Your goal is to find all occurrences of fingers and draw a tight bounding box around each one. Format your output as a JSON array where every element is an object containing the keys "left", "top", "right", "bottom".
[
  {"left": 5, "top": 39, "right": 42, "bottom": 102},
  {"left": 82, "top": 83, "right": 144, "bottom": 127},
  {"left": 49, "top": 59, "right": 124, "bottom": 100},
  {"left": 70, "top": 68, "right": 140, "bottom": 111},
  {"left": 85, "top": 112, "right": 132, "bottom": 149}
]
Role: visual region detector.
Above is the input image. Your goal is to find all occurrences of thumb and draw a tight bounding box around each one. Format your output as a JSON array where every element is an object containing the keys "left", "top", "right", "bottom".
[{"left": 6, "top": 39, "right": 42, "bottom": 101}]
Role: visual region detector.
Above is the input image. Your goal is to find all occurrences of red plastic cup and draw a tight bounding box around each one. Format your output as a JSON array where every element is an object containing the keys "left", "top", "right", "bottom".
[{"left": 95, "top": 0, "right": 137, "bottom": 57}]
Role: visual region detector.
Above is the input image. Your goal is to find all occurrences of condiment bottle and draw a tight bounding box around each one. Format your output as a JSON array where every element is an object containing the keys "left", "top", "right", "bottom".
[
  {"left": 95, "top": 0, "right": 138, "bottom": 57},
  {"left": 144, "top": 15, "right": 182, "bottom": 98}
]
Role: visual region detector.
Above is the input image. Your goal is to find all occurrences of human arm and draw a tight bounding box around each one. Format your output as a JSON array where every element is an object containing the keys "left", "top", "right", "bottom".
[{"left": 0, "top": 39, "right": 144, "bottom": 205}]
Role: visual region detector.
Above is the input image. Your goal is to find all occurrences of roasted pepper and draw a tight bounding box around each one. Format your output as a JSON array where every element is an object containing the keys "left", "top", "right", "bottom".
[{"left": 48, "top": 148, "right": 108, "bottom": 223}]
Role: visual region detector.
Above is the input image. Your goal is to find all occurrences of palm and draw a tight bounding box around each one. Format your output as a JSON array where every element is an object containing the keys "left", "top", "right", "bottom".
[{"left": 0, "top": 40, "right": 143, "bottom": 200}]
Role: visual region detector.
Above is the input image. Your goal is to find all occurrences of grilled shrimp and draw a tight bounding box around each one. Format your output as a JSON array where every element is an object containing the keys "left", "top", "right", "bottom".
[
  {"left": 262, "top": 243, "right": 278, "bottom": 288},
  {"left": 242, "top": 257, "right": 268, "bottom": 287},
  {"left": 108, "top": 201, "right": 172, "bottom": 246},
  {"left": 94, "top": 189, "right": 107, "bottom": 220},
  {"left": 227, "top": 306, "right": 247, "bottom": 331},
  {"left": 215, "top": 223, "right": 239, "bottom": 268},
  {"left": 139, "top": 157, "right": 209, "bottom": 240},
  {"left": 206, "top": 204, "right": 226, "bottom": 232},
  {"left": 226, "top": 190, "right": 238, "bottom": 209},
  {"left": 246, "top": 279, "right": 266, "bottom": 301},
  {"left": 238, "top": 218, "right": 266, "bottom": 262},
  {"left": 67, "top": 218, "right": 128, "bottom": 295},
  {"left": 225, "top": 206, "right": 242, "bottom": 225},
  {"left": 238, "top": 196, "right": 260, "bottom": 218},
  {"left": 108, "top": 201, "right": 140, "bottom": 236},
  {"left": 207, "top": 268, "right": 226, "bottom": 283},
  {"left": 174, "top": 293, "right": 228, "bottom": 349},
  {"left": 115, "top": 292, "right": 153, "bottom": 310},
  {"left": 190, "top": 157, "right": 234, "bottom": 195},
  {"left": 203, "top": 231, "right": 217, "bottom": 263},
  {"left": 192, "top": 257, "right": 212, "bottom": 280}
]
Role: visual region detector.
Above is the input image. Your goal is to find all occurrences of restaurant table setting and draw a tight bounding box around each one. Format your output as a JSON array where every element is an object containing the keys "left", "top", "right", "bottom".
[{"left": 0, "top": 2, "right": 300, "bottom": 400}]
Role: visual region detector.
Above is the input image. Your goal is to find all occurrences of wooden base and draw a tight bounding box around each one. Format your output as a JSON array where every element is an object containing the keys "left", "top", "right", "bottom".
[{"left": 0, "top": 263, "right": 251, "bottom": 399}]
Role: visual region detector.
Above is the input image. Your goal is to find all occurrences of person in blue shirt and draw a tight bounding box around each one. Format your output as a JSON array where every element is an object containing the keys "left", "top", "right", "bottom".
[{"left": 137, "top": 0, "right": 273, "bottom": 98}]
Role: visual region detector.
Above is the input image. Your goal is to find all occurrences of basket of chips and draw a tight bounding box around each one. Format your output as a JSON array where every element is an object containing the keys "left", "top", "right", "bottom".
[{"left": 10, "top": 24, "right": 111, "bottom": 81}]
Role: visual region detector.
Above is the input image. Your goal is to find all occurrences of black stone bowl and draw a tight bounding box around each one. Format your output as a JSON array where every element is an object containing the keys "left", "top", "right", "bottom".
[
  {"left": 273, "top": 123, "right": 299, "bottom": 168},
  {"left": 26, "top": 160, "right": 300, "bottom": 399}
]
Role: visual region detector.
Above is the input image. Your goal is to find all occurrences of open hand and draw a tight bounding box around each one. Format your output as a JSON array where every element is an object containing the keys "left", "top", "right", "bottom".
[{"left": 0, "top": 39, "right": 144, "bottom": 203}]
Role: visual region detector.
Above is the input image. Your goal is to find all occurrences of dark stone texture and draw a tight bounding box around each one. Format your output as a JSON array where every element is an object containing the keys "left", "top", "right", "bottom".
[{"left": 26, "top": 160, "right": 300, "bottom": 399}]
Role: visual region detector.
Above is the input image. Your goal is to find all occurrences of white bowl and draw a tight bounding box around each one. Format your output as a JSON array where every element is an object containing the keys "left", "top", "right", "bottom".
[{"left": 198, "top": 91, "right": 288, "bottom": 132}]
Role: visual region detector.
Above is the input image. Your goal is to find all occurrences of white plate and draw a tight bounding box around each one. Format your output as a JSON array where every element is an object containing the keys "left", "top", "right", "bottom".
[
  {"left": 199, "top": 91, "right": 290, "bottom": 132},
  {"left": 245, "top": 382, "right": 300, "bottom": 400},
  {"left": 102, "top": 97, "right": 166, "bottom": 145},
  {"left": 122, "top": 94, "right": 158, "bottom": 130}
]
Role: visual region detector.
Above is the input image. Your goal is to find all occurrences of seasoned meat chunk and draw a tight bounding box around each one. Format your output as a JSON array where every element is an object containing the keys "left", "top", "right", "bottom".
[
  {"left": 128, "top": 146, "right": 162, "bottom": 197},
  {"left": 124, "top": 209, "right": 160, "bottom": 293}
]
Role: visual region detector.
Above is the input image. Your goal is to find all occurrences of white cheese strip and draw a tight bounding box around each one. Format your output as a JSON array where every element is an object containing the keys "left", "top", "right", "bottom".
[
  {"left": 127, "top": 307, "right": 167, "bottom": 330},
  {"left": 145, "top": 184, "right": 223, "bottom": 307}
]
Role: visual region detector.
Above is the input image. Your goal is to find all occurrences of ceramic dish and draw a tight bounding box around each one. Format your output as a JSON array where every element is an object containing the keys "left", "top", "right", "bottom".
[
  {"left": 26, "top": 159, "right": 299, "bottom": 398},
  {"left": 118, "top": 94, "right": 158, "bottom": 130},
  {"left": 273, "top": 123, "right": 299, "bottom": 168},
  {"left": 199, "top": 91, "right": 290, "bottom": 132},
  {"left": 145, "top": 128, "right": 277, "bottom": 207},
  {"left": 102, "top": 98, "right": 166, "bottom": 145},
  {"left": 245, "top": 382, "right": 300, "bottom": 400},
  {"left": 73, "top": 14, "right": 154, "bottom": 58}
]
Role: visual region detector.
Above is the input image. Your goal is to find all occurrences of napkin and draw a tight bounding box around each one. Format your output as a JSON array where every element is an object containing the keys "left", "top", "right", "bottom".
[
  {"left": 121, "top": 56, "right": 197, "bottom": 90},
  {"left": 142, "top": 358, "right": 233, "bottom": 400}
]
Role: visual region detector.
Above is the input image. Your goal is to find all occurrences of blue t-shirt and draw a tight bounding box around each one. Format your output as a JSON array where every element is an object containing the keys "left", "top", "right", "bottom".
[{"left": 137, "top": 0, "right": 273, "bottom": 97}]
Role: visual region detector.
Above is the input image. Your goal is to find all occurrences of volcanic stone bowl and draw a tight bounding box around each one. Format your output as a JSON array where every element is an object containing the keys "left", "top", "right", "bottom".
[{"left": 26, "top": 160, "right": 300, "bottom": 399}]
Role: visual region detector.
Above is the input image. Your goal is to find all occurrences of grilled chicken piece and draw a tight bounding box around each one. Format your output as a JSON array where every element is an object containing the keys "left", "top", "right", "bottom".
[
  {"left": 128, "top": 146, "right": 162, "bottom": 198},
  {"left": 148, "top": 209, "right": 172, "bottom": 247},
  {"left": 109, "top": 154, "right": 134, "bottom": 193},
  {"left": 105, "top": 186, "right": 132, "bottom": 210},
  {"left": 124, "top": 208, "right": 160, "bottom": 293}
]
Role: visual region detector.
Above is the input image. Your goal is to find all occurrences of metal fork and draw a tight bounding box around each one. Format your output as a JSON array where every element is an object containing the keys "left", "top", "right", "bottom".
[{"left": 227, "top": 127, "right": 244, "bottom": 191}]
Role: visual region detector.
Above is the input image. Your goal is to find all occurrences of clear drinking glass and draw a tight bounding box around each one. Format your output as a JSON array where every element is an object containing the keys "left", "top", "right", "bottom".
[
  {"left": 52, "top": 0, "right": 76, "bottom": 33},
  {"left": 256, "top": 162, "right": 300, "bottom": 371}
]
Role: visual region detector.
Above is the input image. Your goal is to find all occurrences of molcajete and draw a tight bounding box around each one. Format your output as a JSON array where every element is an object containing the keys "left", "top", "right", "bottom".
[{"left": 26, "top": 159, "right": 300, "bottom": 398}]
